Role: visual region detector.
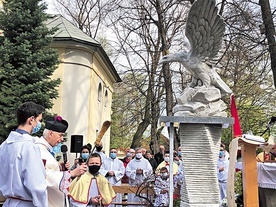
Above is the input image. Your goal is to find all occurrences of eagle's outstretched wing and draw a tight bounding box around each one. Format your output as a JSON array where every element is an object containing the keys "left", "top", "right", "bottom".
[{"left": 185, "top": 0, "right": 225, "bottom": 61}]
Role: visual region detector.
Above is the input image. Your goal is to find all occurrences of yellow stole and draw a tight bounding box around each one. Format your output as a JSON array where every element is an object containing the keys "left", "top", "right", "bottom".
[{"left": 69, "top": 172, "right": 116, "bottom": 205}]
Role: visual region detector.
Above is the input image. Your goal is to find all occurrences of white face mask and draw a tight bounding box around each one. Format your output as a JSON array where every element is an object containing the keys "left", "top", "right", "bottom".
[
  {"left": 164, "top": 157, "right": 169, "bottom": 162},
  {"left": 161, "top": 172, "right": 168, "bottom": 178},
  {"left": 136, "top": 153, "right": 142, "bottom": 159}
]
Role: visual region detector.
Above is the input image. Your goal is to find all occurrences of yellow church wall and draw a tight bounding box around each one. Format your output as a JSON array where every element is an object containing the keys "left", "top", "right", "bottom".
[
  {"left": 90, "top": 54, "right": 113, "bottom": 152},
  {"left": 50, "top": 43, "right": 114, "bottom": 160}
]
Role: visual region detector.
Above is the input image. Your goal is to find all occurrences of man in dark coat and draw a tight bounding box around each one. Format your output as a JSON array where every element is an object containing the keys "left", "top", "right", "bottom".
[
  {"left": 154, "top": 145, "right": 165, "bottom": 165},
  {"left": 145, "top": 151, "right": 158, "bottom": 172}
]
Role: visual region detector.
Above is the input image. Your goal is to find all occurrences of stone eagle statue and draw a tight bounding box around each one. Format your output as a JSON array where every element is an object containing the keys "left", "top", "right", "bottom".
[{"left": 159, "top": 0, "right": 232, "bottom": 97}]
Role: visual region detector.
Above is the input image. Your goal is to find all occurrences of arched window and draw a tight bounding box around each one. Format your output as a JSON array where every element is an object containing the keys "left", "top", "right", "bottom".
[
  {"left": 98, "top": 83, "right": 102, "bottom": 102},
  {"left": 104, "top": 90, "right": 108, "bottom": 107}
]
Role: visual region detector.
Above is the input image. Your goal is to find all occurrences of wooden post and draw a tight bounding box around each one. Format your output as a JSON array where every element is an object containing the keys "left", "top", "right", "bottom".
[{"left": 241, "top": 142, "right": 259, "bottom": 207}]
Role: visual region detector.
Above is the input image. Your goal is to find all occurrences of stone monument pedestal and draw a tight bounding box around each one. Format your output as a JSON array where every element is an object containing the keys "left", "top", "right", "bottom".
[{"left": 160, "top": 116, "right": 233, "bottom": 207}]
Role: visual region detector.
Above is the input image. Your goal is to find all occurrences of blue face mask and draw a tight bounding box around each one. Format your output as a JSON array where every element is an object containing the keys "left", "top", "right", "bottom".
[
  {"left": 52, "top": 143, "right": 62, "bottom": 154},
  {"left": 219, "top": 151, "right": 225, "bottom": 158},
  {"left": 32, "top": 121, "right": 41, "bottom": 134},
  {"left": 178, "top": 151, "right": 182, "bottom": 157},
  {"left": 110, "top": 152, "right": 117, "bottom": 159},
  {"left": 81, "top": 153, "right": 89, "bottom": 160}
]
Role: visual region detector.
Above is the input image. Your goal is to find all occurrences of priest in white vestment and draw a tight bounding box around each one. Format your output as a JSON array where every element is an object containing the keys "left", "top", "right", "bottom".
[
  {"left": 100, "top": 148, "right": 125, "bottom": 207},
  {"left": 35, "top": 116, "right": 86, "bottom": 207},
  {"left": 126, "top": 147, "right": 153, "bottom": 207}
]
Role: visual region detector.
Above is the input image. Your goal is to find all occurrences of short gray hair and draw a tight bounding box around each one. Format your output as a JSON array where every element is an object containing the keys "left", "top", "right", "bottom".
[
  {"left": 43, "top": 128, "right": 50, "bottom": 138},
  {"left": 135, "top": 147, "right": 142, "bottom": 152}
]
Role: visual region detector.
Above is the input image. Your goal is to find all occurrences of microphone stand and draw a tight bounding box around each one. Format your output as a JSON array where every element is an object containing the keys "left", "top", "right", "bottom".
[
  {"left": 260, "top": 126, "right": 270, "bottom": 137},
  {"left": 260, "top": 117, "right": 276, "bottom": 136}
]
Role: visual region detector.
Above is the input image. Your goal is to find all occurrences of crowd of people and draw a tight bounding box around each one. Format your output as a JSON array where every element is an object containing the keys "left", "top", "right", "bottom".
[
  {"left": 0, "top": 101, "right": 184, "bottom": 207},
  {"left": 70, "top": 142, "right": 232, "bottom": 207},
  {"left": 1, "top": 101, "right": 274, "bottom": 207}
]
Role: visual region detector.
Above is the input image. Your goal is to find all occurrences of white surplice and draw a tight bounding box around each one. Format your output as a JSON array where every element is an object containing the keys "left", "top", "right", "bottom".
[
  {"left": 126, "top": 157, "right": 152, "bottom": 207},
  {"left": 100, "top": 157, "right": 125, "bottom": 207},
  {"left": 0, "top": 131, "right": 48, "bottom": 207},
  {"left": 35, "top": 137, "right": 71, "bottom": 207}
]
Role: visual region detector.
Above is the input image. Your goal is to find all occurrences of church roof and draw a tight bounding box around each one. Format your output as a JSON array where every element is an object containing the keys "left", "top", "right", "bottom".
[
  {"left": 45, "top": 14, "right": 121, "bottom": 82},
  {"left": 46, "top": 14, "right": 99, "bottom": 45}
]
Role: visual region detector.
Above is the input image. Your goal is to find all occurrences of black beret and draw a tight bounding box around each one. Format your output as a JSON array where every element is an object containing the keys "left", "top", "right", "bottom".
[{"left": 45, "top": 116, "right": 68, "bottom": 133}]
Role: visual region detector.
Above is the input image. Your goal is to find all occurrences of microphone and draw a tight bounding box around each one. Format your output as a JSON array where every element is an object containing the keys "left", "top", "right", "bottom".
[
  {"left": 61, "top": 145, "right": 68, "bottom": 170},
  {"left": 261, "top": 116, "right": 276, "bottom": 136},
  {"left": 267, "top": 116, "right": 276, "bottom": 128}
]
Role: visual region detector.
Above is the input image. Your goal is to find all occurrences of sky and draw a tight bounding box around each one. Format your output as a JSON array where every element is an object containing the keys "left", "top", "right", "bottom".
[
  {"left": 44, "top": 0, "right": 59, "bottom": 14},
  {"left": 44, "top": 0, "right": 276, "bottom": 13},
  {"left": 44, "top": 0, "right": 276, "bottom": 21}
]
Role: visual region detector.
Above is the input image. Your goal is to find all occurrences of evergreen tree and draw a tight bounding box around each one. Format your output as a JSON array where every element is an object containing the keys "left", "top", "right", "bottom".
[{"left": 0, "top": 0, "right": 60, "bottom": 142}]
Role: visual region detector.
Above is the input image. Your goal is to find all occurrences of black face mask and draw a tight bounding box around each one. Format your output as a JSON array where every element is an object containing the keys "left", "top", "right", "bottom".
[
  {"left": 89, "top": 165, "right": 101, "bottom": 175},
  {"left": 96, "top": 146, "right": 103, "bottom": 152}
]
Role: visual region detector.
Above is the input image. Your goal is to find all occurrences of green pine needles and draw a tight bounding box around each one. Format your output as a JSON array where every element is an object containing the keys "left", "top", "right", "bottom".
[{"left": 0, "top": 0, "right": 60, "bottom": 142}]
